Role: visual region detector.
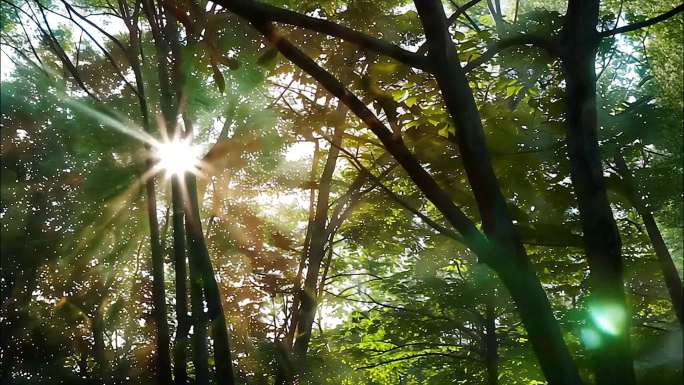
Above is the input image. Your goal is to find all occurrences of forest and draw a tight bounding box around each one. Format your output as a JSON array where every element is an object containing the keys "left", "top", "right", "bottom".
[{"left": 0, "top": 0, "right": 682, "bottom": 384}]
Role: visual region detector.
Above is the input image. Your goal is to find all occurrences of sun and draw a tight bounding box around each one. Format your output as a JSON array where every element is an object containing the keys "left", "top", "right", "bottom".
[{"left": 152, "top": 137, "right": 203, "bottom": 178}]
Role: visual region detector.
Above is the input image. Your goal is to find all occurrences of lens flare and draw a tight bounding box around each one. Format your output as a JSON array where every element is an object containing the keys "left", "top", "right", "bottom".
[
  {"left": 589, "top": 302, "right": 627, "bottom": 336},
  {"left": 152, "top": 138, "right": 202, "bottom": 178},
  {"left": 580, "top": 327, "right": 602, "bottom": 349}
]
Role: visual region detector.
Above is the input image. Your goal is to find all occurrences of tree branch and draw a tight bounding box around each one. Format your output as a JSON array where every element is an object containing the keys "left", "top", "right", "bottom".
[
  {"left": 335, "top": 144, "right": 464, "bottom": 243},
  {"left": 215, "top": 0, "right": 430, "bottom": 71},
  {"left": 600, "top": 4, "right": 683, "bottom": 38},
  {"left": 32, "top": 0, "right": 100, "bottom": 100},
  {"left": 230, "top": 19, "right": 487, "bottom": 258},
  {"left": 446, "top": 0, "right": 483, "bottom": 29},
  {"left": 356, "top": 351, "right": 475, "bottom": 369},
  {"left": 463, "top": 33, "right": 559, "bottom": 72}
]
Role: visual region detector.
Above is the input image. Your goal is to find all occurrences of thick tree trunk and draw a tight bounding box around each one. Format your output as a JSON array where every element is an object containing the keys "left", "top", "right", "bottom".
[
  {"left": 614, "top": 152, "right": 683, "bottom": 325},
  {"left": 413, "top": 2, "right": 583, "bottom": 384},
  {"left": 560, "top": 2, "right": 635, "bottom": 385},
  {"left": 292, "top": 120, "right": 345, "bottom": 359}
]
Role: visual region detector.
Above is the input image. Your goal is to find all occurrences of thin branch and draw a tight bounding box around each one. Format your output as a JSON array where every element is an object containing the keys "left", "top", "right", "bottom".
[
  {"left": 356, "top": 351, "right": 474, "bottom": 370},
  {"left": 464, "top": 34, "right": 559, "bottom": 72},
  {"left": 61, "top": 0, "right": 129, "bottom": 55},
  {"left": 334, "top": 143, "right": 464, "bottom": 243},
  {"left": 446, "top": 0, "right": 483, "bottom": 29},
  {"left": 15, "top": 7, "right": 44, "bottom": 67},
  {"left": 600, "top": 4, "right": 683, "bottom": 38},
  {"left": 33, "top": 0, "right": 100, "bottom": 100},
  {"left": 239, "top": 20, "right": 486, "bottom": 251},
  {"left": 57, "top": 1, "right": 139, "bottom": 97},
  {"left": 416, "top": 0, "right": 483, "bottom": 56}
]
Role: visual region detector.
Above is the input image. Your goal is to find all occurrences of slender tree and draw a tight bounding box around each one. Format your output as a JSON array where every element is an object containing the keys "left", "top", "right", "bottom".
[{"left": 614, "top": 151, "right": 684, "bottom": 325}]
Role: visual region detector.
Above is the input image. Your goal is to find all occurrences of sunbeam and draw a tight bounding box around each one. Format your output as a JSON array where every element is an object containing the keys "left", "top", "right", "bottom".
[{"left": 151, "top": 137, "right": 203, "bottom": 178}]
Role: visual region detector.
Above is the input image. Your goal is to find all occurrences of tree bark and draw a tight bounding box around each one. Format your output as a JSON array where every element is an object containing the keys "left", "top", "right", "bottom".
[
  {"left": 130, "top": 35, "right": 173, "bottom": 385},
  {"left": 560, "top": 2, "right": 635, "bottom": 385},
  {"left": 145, "top": 175, "right": 174, "bottom": 385},
  {"left": 123, "top": 6, "right": 173, "bottom": 382},
  {"left": 614, "top": 152, "right": 683, "bottom": 325}
]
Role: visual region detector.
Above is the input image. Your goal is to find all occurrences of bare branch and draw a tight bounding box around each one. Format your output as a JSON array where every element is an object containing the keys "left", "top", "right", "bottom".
[
  {"left": 214, "top": 0, "right": 430, "bottom": 71},
  {"left": 334, "top": 143, "right": 464, "bottom": 243},
  {"left": 463, "top": 34, "right": 559, "bottom": 73},
  {"left": 600, "top": 4, "right": 683, "bottom": 38},
  {"left": 355, "top": 351, "right": 475, "bottom": 370}
]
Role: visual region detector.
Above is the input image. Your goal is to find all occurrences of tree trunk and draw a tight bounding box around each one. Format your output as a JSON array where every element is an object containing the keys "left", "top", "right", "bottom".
[
  {"left": 284, "top": 140, "right": 320, "bottom": 350},
  {"left": 560, "top": 2, "right": 635, "bottom": 385},
  {"left": 142, "top": 2, "right": 236, "bottom": 382},
  {"left": 188, "top": 216, "right": 210, "bottom": 385},
  {"left": 483, "top": 303, "right": 498, "bottom": 385},
  {"left": 614, "top": 152, "right": 683, "bottom": 325},
  {"left": 184, "top": 172, "right": 235, "bottom": 385},
  {"left": 172, "top": 178, "right": 190, "bottom": 385},
  {"left": 146, "top": 176, "right": 174, "bottom": 385},
  {"left": 413, "top": 2, "right": 583, "bottom": 384},
  {"left": 292, "top": 119, "right": 345, "bottom": 359},
  {"left": 239, "top": 16, "right": 583, "bottom": 385},
  {"left": 124, "top": 9, "right": 173, "bottom": 383}
]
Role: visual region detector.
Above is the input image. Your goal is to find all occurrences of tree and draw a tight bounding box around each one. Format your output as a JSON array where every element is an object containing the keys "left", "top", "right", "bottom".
[{"left": 1, "top": 1, "right": 681, "bottom": 385}]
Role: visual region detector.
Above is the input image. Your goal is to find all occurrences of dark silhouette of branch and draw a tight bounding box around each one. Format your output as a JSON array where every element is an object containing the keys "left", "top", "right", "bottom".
[
  {"left": 14, "top": 7, "right": 45, "bottom": 68},
  {"left": 463, "top": 34, "right": 559, "bottom": 72},
  {"left": 61, "top": 1, "right": 129, "bottom": 55},
  {"left": 355, "top": 351, "right": 476, "bottom": 369},
  {"left": 600, "top": 4, "right": 683, "bottom": 38},
  {"left": 56, "top": 2, "right": 140, "bottom": 97},
  {"left": 31, "top": 0, "right": 100, "bottom": 100},
  {"left": 228, "top": 19, "right": 486, "bottom": 255},
  {"left": 417, "top": 0, "right": 484, "bottom": 57},
  {"left": 333, "top": 143, "right": 464, "bottom": 243},
  {"left": 214, "top": 0, "right": 430, "bottom": 71},
  {"left": 447, "top": 0, "right": 483, "bottom": 29}
]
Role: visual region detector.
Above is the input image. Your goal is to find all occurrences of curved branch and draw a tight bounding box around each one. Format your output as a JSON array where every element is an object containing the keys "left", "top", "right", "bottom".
[
  {"left": 463, "top": 34, "right": 559, "bottom": 72},
  {"left": 356, "top": 351, "right": 476, "bottom": 370},
  {"left": 214, "top": 0, "right": 430, "bottom": 71},
  {"left": 600, "top": 4, "right": 683, "bottom": 38},
  {"left": 232, "top": 20, "right": 487, "bottom": 255},
  {"left": 33, "top": 1, "right": 100, "bottom": 100},
  {"left": 447, "top": 0, "right": 484, "bottom": 28}
]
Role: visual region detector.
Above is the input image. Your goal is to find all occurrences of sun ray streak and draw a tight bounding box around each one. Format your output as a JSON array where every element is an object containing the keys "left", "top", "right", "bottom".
[{"left": 63, "top": 97, "right": 159, "bottom": 146}]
